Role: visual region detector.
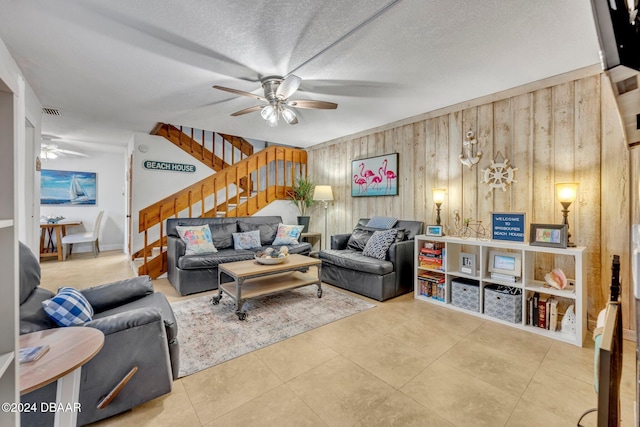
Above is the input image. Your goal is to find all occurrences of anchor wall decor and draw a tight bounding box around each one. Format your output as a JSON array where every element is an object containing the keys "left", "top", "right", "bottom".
[{"left": 459, "top": 130, "right": 482, "bottom": 169}]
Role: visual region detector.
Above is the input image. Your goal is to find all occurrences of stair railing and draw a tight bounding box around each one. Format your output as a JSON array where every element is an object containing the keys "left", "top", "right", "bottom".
[{"left": 150, "top": 123, "right": 254, "bottom": 172}]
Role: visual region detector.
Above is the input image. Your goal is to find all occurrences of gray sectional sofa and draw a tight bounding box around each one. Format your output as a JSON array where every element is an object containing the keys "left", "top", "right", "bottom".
[
  {"left": 166, "top": 216, "right": 312, "bottom": 295},
  {"left": 319, "top": 218, "right": 424, "bottom": 301}
]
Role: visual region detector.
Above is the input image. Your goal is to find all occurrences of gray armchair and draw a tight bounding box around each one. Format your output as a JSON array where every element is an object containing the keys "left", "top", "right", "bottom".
[{"left": 18, "top": 242, "right": 179, "bottom": 426}]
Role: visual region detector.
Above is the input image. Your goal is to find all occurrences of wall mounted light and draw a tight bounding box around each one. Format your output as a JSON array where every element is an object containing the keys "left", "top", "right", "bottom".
[
  {"left": 555, "top": 181, "right": 579, "bottom": 247},
  {"left": 432, "top": 188, "right": 447, "bottom": 225}
]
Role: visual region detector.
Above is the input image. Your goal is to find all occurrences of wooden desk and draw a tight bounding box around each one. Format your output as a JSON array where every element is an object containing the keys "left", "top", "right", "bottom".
[
  {"left": 40, "top": 220, "right": 82, "bottom": 261},
  {"left": 20, "top": 327, "right": 104, "bottom": 427}
]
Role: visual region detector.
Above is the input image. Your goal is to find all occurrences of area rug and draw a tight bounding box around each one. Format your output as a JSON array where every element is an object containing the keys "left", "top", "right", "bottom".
[{"left": 171, "top": 286, "right": 375, "bottom": 378}]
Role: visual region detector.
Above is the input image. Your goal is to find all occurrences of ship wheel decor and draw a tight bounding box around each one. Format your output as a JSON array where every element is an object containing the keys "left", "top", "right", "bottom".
[{"left": 481, "top": 152, "right": 518, "bottom": 194}]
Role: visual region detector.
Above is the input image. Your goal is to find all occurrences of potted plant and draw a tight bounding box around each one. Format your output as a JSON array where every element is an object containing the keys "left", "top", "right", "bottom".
[{"left": 288, "top": 176, "right": 315, "bottom": 232}]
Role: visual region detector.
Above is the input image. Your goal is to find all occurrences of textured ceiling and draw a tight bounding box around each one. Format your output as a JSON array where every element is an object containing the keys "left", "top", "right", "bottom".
[{"left": 0, "top": 0, "right": 602, "bottom": 148}]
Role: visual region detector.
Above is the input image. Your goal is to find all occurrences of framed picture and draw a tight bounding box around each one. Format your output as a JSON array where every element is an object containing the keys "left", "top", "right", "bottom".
[
  {"left": 351, "top": 153, "right": 398, "bottom": 197},
  {"left": 529, "top": 223, "right": 567, "bottom": 248},
  {"left": 488, "top": 250, "right": 522, "bottom": 278},
  {"left": 425, "top": 225, "right": 443, "bottom": 237},
  {"left": 459, "top": 252, "right": 476, "bottom": 275},
  {"left": 41, "top": 170, "right": 97, "bottom": 205}
]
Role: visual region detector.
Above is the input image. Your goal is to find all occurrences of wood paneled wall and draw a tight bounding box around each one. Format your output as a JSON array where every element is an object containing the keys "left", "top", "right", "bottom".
[{"left": 307, "top": 71, "right": 634, "bottom": 332}]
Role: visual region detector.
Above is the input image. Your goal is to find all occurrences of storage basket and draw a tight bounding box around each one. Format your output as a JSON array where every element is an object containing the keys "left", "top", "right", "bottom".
[
  {"left": 451, "top": 278, "right": 480, "bottom": 312},
  {"left": 483, "top": 285, "right": 522, "bottom": 323}
]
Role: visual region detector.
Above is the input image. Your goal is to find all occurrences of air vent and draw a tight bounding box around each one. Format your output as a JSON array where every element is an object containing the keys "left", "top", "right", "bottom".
[
  {"left": 616, "top": 76, "right": 638, "bottom": 95},
  {"left": 42, "top": 107, "right": 62, "bottom": 116}
]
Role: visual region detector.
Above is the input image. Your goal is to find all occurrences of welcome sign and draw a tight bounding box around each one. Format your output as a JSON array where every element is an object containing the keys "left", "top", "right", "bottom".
[
  {"left": 143, "top": 160, "right": 196, "bottom": 173},
  {"left": 491, "top": 212, "right": 526, "bottom": 242}
]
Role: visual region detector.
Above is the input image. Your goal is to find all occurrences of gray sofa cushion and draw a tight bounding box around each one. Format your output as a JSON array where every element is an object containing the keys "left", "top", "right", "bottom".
[
  {"left": 19, "top": 287, "right": 57, "bottom": 334},
  {"left": 80, "top": 276, "right": 154, "bottom": 312},
  {"left": 178, "top": 248, "right": 256, "bottom": 269},
  {"left": 19, "top": 242, "right": 41, "bottom": 304},
  {"left": 346, "top": 226, "right": 377, "bottom": 251},
  {"left": 269, "top": 242, "right": 313, "bottom": 254},
  {"left": 211, "top": 222, "right": 238, "bottom": 249},
  {"left": 238, "top": 221, "right": 279, "bottom": 245},
  {"left": 319, "top": 249, "right": 394, "bottom": 275},
  {"left": 93, "top": 292, "right": 178, "bottom": 342}
]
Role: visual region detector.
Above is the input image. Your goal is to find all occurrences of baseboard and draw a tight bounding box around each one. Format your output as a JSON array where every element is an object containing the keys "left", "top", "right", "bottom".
[{"left": 71, "top": 243, "right": 124, "bottom": 253}]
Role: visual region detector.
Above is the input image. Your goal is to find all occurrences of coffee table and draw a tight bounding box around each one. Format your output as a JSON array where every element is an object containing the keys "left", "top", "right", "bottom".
[{"left": 212, "top": 253, "right": 322, "bottom": 320}]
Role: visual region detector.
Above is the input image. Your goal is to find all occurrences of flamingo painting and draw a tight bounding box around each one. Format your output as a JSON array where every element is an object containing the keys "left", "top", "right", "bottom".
[{"left": 352, "top": 154, "right": 398, "bottom": 196}]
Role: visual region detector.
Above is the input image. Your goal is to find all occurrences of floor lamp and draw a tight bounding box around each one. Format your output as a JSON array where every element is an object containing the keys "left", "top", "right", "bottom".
[{"left": 313, "top": 185, "right": 333, "bottom": 250}]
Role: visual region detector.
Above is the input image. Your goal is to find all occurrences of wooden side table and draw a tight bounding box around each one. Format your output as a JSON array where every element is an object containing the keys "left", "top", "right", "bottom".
[
  {"left": 301, "top": 232, "right": 322, "bottom": 256},
  {"left": 20, "top": 327, "right": 104, "bottom": 427}
]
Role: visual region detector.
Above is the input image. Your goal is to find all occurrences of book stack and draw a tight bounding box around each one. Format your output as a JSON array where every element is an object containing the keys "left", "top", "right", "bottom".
[
  {"left": 526, "top": 293, "right": 560, "bottom": 331},
  {"left": 418, "top": 242, "right": 445, "bottom": 271},
  {"left": 418, "top": 271, "right": 445, "bottom": 301}
]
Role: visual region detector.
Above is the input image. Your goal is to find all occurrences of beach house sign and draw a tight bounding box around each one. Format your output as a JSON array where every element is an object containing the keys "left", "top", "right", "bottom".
[{"left": 143, "top": 160, "right": 196, "bottom": 173}]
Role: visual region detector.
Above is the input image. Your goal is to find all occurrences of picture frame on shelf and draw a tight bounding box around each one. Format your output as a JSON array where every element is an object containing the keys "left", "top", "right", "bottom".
[
  {"left": 459, "top": 252, "right": 476, "bottom": 275},
  {"left": 529, "top": 223, "right": 567, "bottom": 248},
  {"left": 487, "top": 250, "right": 522, "bottom": 279},
  {"left": 425, "top": 225, "right": 444, "bottom": 237}
]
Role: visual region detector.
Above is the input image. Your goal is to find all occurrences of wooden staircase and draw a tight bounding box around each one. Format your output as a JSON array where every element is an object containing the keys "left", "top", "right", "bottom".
[{"left": 133, "top": 143, "right": 308, "bottom": 278}]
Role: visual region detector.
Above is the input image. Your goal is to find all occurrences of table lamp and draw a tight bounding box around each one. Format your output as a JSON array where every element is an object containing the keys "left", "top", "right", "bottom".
[
  {"left": 432, "top": 188, "right": 447, "bottom": 225},
  {"left": 555, "top": 181, "right": 579, "bottom": 247}
]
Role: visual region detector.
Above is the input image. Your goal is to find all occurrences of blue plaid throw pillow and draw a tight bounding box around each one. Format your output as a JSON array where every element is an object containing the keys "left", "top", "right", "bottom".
[{"left": 42, "top": 287, "right": 94, "bottom": 327}]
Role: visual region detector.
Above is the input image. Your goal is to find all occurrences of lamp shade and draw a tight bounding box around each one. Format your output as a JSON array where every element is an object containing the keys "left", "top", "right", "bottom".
[
  {"left": 313, "top": 185, "right": 333, "bottom": 201},
  {"left": 555, "top": 182, "right": 579, "bottom": 203},
  {"left": 432, "top": 188, "right": 447, "bottom": 204}
]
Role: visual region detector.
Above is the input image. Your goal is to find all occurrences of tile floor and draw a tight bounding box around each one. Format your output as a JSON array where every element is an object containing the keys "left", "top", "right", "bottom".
[{"left": 39, "top": 251, "right": 638, "bottom": 427}]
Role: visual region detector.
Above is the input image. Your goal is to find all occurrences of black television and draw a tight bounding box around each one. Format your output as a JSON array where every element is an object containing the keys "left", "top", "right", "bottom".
[
  {"left": 591, "top": 0, "right": 640, "bottom": 148},
  {"left": 591, "top": 0, "right": 640, "bottom": 71},
  {"left": 578, "top": 255, "right": 623, "bottom": 426}
]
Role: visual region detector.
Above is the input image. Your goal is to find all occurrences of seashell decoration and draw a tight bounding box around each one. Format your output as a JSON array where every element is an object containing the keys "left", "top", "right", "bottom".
[{"left": 544, "top": 268, "right": 568, "bottom": 290}]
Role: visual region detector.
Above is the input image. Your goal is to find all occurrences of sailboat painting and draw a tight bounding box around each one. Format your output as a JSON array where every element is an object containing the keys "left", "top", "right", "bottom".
[{"left": 41, "top": 170, "right": 96, "bottom": 205}]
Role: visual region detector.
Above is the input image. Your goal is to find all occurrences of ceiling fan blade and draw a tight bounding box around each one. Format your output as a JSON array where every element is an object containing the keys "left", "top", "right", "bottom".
[
  {"left": 230, "top": 105, "right": 263, "bottom": 117},
  {"left": 287, "top": 99, "right": 338, "bottom": 110},
  {"left": 57, "top": 149, "right": 89, "bottom": 157},
  {"left": 276, "top": 75, "right": 302, "bottom": 99},
  {"left": 212, "top": 85, "right": 266, "bottom": 102}
]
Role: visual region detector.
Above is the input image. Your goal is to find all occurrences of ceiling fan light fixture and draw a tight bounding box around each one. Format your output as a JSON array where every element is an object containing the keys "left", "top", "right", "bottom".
[
  {"left": 260, "top": 105, "right": 276, "bottom": 121},
  {"left": 281, "top": 106, "right": 297, "bottom": 124},
  {"left": 41, "top": 150, "right": 57, "bottom": 160}
]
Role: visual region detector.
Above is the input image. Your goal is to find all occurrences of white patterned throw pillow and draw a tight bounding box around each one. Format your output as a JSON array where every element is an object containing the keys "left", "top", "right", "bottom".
[
  {"left": 272, "top": 224, "right": 305, "bottom": 245},
  {"left": 362, "top": 228, "right": 398, "bottom": 260},
  {"left": 232, "top": 230, "right": 262, "bottom": 250},
  {"left": 176, "top": 224, "right": 217, "bottom": 255}
]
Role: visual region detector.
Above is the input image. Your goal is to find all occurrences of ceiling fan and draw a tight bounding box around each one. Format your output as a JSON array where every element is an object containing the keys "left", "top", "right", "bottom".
[
  {"left": 41, "top": 136, "right": 89, "bottom": 160},
  {"left": 213, "top": 75, "right": 337, "bottom": 126}
]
